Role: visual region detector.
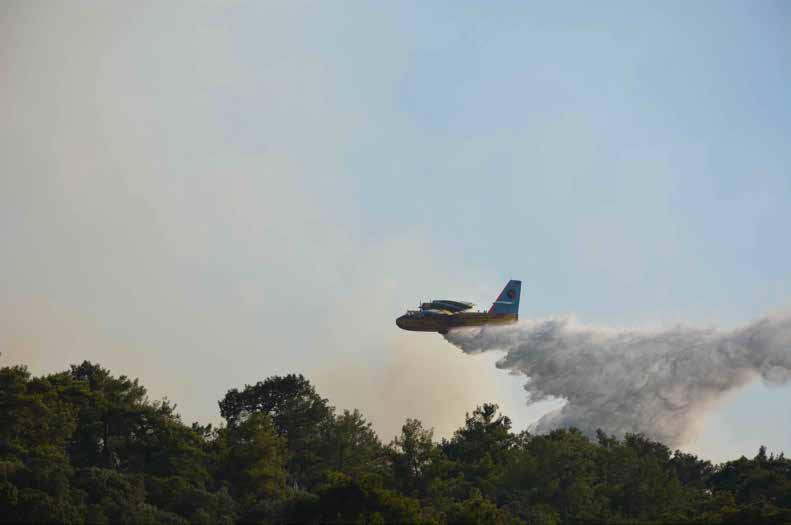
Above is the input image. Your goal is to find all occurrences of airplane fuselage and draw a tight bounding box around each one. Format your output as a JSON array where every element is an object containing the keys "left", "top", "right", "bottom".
[{"left": 395, "top": 311, "right": 517, "bottom": 334}]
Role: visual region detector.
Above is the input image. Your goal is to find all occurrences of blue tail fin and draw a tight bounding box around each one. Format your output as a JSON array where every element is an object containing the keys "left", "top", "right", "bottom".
[{"left": 488, "top": 280, "right": 521, "bottom": 315}]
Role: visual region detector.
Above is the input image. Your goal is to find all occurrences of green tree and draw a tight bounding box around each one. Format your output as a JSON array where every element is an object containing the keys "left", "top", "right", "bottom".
[
  {"left": 441, "top": 403, "right": 515, "bottom": 499},
  {"left": 445, "top": 488, "right": 523, "bottom": 525},
  {"left": 671, "top": 450, "right": 714, "bottom": 490},
  {"left": 389, "top": 418, "right": 436, "bottom": 496},
  {"left": 0, "top": 366, "right": 83, "bottom": 524},
  {"left": 596, "top": 432, "right": 691, "bottom": 522},
  {"left": 321, "top": 409, "right": 385, "bottom": 479},
  {"left": 503, "top": 428, "right": 603, "bottom": 523},
  {"left": 68, "top": 361, "right": 148, "bottom": 470},
  {"left": 215, "top": 412, "right": 288, "bottom": 500},
  {"left": 311, "top": 471, "right": 431, "bottom": 524},
  {"left": 218, "top": 374, "right": 333, "bottom": 487},
  {"left": 443, "top": 404, "right": 515, "bottom": 467},
  {"left": 73, "top": 467, "right": 187, "bottom": 525}
]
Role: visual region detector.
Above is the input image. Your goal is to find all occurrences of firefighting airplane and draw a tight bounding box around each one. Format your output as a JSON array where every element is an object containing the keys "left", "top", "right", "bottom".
[{"left": 396, "top": 280, "right": 521, "bottom": 334}]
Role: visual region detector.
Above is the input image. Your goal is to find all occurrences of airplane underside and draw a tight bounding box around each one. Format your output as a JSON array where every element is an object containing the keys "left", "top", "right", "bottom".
[{"left": 395, "top": 312, "right": 518, "bottom": 334}]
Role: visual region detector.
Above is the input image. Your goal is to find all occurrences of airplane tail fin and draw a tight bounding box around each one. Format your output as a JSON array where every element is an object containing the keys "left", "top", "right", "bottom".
[{"left": 488, "top": 280, "right": 521, "bottom": 315}]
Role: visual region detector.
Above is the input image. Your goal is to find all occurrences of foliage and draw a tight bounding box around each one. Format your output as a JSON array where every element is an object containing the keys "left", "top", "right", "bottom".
[
  {"left": 389, "top": 418, "right": 436, "bottom": 496},
  {"left": 320, "top": 409, "right": 386, "bottom": 479},
  {"left": 2, "top": 361, "right": 791, "bottom": 524},
  {"left": 218, "top": 373, "right": 333, "bottom": 488}
]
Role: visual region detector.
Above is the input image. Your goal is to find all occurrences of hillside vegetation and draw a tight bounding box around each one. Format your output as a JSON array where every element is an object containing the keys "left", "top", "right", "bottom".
[{"left": 1, "top": 362, "right": 790, "bottom": 524}]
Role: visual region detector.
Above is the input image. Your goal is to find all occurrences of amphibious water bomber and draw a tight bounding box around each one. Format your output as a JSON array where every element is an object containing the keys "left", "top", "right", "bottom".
[{"left": 396, "top": 280, "right": 521, "bottom": 334}]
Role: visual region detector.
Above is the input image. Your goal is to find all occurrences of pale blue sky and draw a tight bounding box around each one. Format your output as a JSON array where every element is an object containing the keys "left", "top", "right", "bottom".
[{"left": 2, "top": 1, "right": 789, "bottom": 461}]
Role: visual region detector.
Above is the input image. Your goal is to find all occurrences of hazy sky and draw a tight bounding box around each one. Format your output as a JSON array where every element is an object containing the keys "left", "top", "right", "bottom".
[{"left": 2, "top": 1, "right": 789, "bottom": 461}]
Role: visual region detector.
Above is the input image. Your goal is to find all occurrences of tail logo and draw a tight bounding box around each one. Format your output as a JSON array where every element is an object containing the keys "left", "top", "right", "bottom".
[{"left": 507, "top": 289, "right": 516, "bottom": 300}]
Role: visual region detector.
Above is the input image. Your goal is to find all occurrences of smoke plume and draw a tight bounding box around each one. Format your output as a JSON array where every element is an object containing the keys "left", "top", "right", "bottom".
[{"left": 444, "top": 315, "right": 791, "bottom": 447}]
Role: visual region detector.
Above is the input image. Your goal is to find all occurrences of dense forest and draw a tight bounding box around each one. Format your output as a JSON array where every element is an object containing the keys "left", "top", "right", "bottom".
[{"left": 2, "top": 362, "right": 790, "bottom": 524}]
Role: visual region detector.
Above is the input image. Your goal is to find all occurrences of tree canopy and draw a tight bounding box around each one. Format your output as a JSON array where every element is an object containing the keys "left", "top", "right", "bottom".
[{"left": 2, "top": 361, "right": 791, "bottom": 524}]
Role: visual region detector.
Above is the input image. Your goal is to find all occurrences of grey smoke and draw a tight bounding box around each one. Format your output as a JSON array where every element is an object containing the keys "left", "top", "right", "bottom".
[{"left": 444, "top": 315, "right": 791, "bottom": 447}]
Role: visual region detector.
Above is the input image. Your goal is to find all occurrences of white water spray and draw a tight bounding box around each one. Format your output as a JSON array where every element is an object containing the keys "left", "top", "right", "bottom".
[{"left": 444, "top": 315, "right": 791, "bottom": 447}]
